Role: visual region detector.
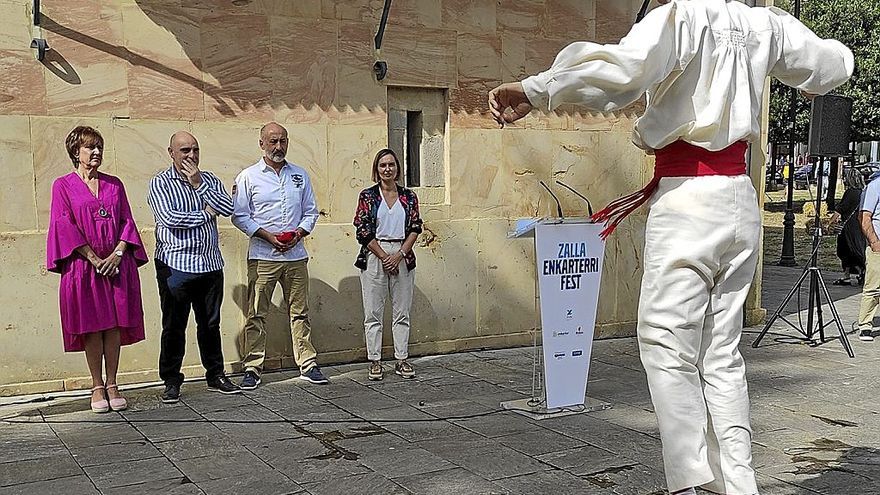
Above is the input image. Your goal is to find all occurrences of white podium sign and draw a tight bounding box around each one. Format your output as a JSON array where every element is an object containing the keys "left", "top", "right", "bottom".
[{"left": 535, "top": 222, "right": 606, "bottom": 409}]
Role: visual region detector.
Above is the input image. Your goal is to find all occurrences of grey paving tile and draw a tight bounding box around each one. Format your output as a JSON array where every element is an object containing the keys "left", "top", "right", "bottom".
[
  {"left": 0, "top": 425, "right": 68, "bottom": 463},
  {"left": 175, "top": 450, "right": 272, "bottom": 483},
  {"left": 0, "top": 475, "right": 98, "bottom": 495},
  {"left": 581, "top": 463, "right": 667, "bottom": 495},
  {"left": 70, "top": 440, "right": 162, "bottom": 467},
  {"left": 418, "top": 399, "right": 498, "bottom": 419},
  {"left": 433, "top": 380, "right": 529, "bottom": 407},
  {"left": 83, "top": 456, "right": 181, "bottom": 489},
  {"left": 126, "top": 405, "right": 223, "bottom": 443},
  {"left": 536, "top": 445, "right": 634, "bottom": 476},
  {"left": 207, "top": 405, "right": 306, "bottom": 446},
  {"left": 154, "top": 435, "right": 250, "bottom": 462},
  {"left": 416, "top": 432, "right": 496, "bottom": 458},
  {"left": 350, "top": 443, "right": 455, "bottom": 479},
  {"left": 451, "top": 411, "right": 538, "bottom": 438},
  {"left": 180, "top": 391, "right": 256, "bottom": 414},
  {"left": 0, "top": 454, "right": 83, "bottom": 487},
  {"left": 53, "top": 421, "right": 147, "bottom": 449},
  {"left": 394, "top": 467, "right": 508, "bottom": 495},
  {"left": 376, "top": 418, "right": 474, "bottom": 442},
  {"left": 353, "top": 404, "right": 435, "bottom": 422},
  {"left": 102, "top": 477, "right": 205, "bottom": 495},
  {"left": 495, "top": 428, "right": 587, "bottom": 456},
  {"left": 452, "top": 443, "right": 551, "bottom": 481},
  {"left": 332, "top": 392, "right": 407, "bottom": 415},
  {"left": 249, "top": 436, "right": 371, "bottom": 484},
  {"left": 302, "top": 472, "right": 410, "bottom": 495},
  {"left": 197, "top": 470, "right": 303, "bottom": 495},
  {"left": 494, "top": 469, "right": 604, "bottom": 495}
]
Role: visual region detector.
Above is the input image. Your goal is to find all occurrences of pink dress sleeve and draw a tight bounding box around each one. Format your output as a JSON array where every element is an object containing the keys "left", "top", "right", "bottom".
[
  {"left": 46, "top": 178, "right": 87, "bottom": 274},
  {"left": 115, "top": 179, "right": 149, "bottom": 267}
]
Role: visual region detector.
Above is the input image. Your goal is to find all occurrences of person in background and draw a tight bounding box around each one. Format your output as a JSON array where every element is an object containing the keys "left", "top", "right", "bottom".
[
  {"left": 353, "top": 149, "right": 423, "bottom": 381},
  {"left": 47, "top": 126, "right": 148, "bottom": 413},
  {"left": 857, "top": 169, "right": 880, "bottom": 342},
  {"left": 831, "top": 168, "right": 866, "bottom": 286}
]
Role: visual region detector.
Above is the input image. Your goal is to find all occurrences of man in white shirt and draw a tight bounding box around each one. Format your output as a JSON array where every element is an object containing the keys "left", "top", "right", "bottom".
[
  {"left": 232, "top": 122, "right": 327, "bottom": 388},
  {"left": 858, "top": 176, "right": 880, "bottom": 342},
  {"left": 488, "top": 1, "right": 852, "bottom": 494}
]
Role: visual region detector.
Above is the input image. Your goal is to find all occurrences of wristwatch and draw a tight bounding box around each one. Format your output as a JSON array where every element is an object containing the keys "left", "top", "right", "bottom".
[{"left": 114, "top": 250, "right": 124, "bottom": 257}]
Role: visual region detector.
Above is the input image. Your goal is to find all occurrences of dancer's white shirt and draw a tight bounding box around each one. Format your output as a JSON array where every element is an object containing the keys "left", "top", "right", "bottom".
[{"left": 522, "top": 0, "right": 854, "bottom": 151}]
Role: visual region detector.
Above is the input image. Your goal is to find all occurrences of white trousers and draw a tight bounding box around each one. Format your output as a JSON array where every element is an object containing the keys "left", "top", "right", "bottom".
[
  {"left": 360, "top": 240, "right": 414, "bottom": 361},
  {"left": 638, "top": 176, "right": 760, "bottom": 495}
]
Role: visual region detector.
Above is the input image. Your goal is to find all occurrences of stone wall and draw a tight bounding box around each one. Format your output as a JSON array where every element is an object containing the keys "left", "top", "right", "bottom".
[{"left": 0, "top": 0, "right": 765, "bottom": 395}]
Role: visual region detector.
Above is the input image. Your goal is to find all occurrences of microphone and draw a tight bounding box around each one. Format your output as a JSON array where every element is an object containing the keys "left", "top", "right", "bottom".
[
  {"left": 539, "top": 181, "right": 565, "bottom": 220},
  {"left": 635, "top": 0, "right": 651, "bottom": 23},
  {"left": 555, "top": 180, "right": 594, "bottom": 217}
]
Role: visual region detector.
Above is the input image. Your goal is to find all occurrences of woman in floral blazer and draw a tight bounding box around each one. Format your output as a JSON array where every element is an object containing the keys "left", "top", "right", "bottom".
[{"left": 353, "top": 149, "right": 423, "bottom": 381}]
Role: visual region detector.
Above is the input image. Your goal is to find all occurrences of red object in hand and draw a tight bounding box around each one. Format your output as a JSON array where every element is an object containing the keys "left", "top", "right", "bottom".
[{"left": 276, "top": 231, "right": 295, "bottom": 243}]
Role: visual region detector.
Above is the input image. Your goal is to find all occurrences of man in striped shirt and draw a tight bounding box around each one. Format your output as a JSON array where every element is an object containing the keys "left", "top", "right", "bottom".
[{"left": 148, "top": 131, "right": 241, "bottom": 403}]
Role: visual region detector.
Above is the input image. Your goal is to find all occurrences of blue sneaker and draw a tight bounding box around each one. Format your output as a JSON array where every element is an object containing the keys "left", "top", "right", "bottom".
[
  {"left": 299, "top": 367, "right": 329, "bottom": 385},
  {"left": 240, "top": 370, "right": 261, "bottom": 390}
]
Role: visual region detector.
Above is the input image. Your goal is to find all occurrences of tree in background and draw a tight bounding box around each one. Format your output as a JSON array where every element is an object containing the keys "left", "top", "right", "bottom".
[{"left": 769, "top": 0, "right": 880, "bottom": 145}]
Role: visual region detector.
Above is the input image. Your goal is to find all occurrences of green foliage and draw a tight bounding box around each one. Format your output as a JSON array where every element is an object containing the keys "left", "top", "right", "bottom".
[{"left": 769, "top": 0, "right": 880, "bottom": 144}]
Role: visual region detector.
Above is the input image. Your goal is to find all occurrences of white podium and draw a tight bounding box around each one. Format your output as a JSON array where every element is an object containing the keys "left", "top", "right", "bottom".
[{"left": 502, "top": 218, "right": 612, "bottom": 419}]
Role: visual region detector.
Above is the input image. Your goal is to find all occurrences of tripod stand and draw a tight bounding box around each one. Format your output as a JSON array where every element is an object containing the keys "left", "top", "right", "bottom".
[{"left": 752, "top": 158, "right": 855, "bottom": 357}]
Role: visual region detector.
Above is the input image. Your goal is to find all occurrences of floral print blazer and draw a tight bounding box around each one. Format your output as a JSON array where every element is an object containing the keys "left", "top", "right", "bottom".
[{"left": 353, "top": 184, "right": 422, "bottom": 270}]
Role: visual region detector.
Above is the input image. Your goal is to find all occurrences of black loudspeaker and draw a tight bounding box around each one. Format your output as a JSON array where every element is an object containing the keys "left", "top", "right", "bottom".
[{"left": 808, "top": 95, "right": 853, "bottom": 157}]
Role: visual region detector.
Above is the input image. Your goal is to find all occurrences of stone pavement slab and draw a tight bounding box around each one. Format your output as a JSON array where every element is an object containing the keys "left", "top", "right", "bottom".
[{"left": 1, "top": 265, "right": 879, "bottom": 494}]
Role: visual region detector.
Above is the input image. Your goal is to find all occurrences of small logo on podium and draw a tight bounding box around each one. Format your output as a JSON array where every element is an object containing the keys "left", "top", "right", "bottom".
[
  {"left": 572, "top": 350, "right": 583, "bottom": 357},
  {"left": 553, "top": 352, "right": 566, "bottom": 360}
]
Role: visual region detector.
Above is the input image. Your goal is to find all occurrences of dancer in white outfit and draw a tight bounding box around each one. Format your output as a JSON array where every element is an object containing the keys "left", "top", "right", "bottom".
[{"left": 488, "top": 1, "right": 853, "bottom": 493}]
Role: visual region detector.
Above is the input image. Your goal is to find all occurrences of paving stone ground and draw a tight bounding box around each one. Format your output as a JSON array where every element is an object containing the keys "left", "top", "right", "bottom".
[{"left": 1, "top": 264, "right": 878, "bottom": 494}]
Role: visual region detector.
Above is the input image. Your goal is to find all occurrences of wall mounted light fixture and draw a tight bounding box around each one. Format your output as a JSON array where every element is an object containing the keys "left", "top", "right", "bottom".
[
  {"left": 30, "top": 0, "right": 48, "bottom": 61},
  {"left": 373, "top": 0, "right": 392, "bottom": 81}
]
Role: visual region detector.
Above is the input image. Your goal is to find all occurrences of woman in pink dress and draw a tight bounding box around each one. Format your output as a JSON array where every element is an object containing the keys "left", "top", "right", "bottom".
[{"left": 46, "top": 126, "right": 148, "bottom": 413}]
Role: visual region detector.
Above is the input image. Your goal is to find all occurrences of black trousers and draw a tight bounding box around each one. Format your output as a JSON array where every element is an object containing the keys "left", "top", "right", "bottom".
[{"left": 156, "top": 259, "right": 225, "bottom": 386}]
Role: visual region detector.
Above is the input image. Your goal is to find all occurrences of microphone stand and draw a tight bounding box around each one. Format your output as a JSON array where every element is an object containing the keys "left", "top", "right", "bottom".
[{"left": 539, "top": 181, "right": 565, "bottom": 220}]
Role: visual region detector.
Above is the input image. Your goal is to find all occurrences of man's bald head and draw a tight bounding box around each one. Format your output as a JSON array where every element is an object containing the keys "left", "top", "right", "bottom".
[
  {"left": 260, "top": 122, "right": 289, "bottom": 165},
  {"left": 168, "top": 131, "right": 200, "bottom": 171}
]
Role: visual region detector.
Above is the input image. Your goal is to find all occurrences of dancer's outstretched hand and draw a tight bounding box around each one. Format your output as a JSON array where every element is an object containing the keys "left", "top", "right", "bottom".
[{"left": 488, "top": 82, "right": 533, "bottom": 127}]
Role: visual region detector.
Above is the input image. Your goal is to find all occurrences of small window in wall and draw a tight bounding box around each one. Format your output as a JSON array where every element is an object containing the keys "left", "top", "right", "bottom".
[
  {"left": 405, "top": 110, "right": 422, "bottom": 187},
  {"left": 387, "top": 87, "right": 447, "bottom": 194}
]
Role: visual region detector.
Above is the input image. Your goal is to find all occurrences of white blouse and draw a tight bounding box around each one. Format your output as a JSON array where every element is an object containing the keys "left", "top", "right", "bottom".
[
  {"left": 376, "top": 198, "right": 406, "bottom": 240},
  {"left": 522, "top": 0, "right": 854, "bottom": 151}
]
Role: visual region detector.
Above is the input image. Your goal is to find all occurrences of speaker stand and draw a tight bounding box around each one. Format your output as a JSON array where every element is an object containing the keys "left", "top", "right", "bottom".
[{"left": 752, "top": 159, "right": 854, "bottom": 357}]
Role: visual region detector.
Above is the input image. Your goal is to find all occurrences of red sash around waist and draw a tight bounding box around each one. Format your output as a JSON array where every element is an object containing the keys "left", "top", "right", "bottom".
[{"left": 590, "top": 141, "right": 748, "bottom": 240}]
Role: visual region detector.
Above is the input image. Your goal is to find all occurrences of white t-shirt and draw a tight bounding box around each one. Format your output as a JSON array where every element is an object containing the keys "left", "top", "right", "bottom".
[
  {"left": 376, "top": 198, "right": 406, "bottom": 240},
  {"left": 522, "top": 0, "right": 853, "bottom": 151}
]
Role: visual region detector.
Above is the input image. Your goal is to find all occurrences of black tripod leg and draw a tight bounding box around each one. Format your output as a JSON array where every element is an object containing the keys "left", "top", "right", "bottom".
[
  {"left": 816, "top": 272, "right": 855, "bottom": 358},
  {"left": 806, "top": 268, "right": 817, "bottom": 342},
  {"left": 753, "top": 265, "right": 812, "bottom": 348},
  {"left": 815, "top": 271, "right": 825, "bottom": 343}
]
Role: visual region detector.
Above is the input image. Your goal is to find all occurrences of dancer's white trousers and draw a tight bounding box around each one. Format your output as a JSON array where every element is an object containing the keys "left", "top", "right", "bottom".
[{"left": 638, "top": 176, "right": 760, "bottom": 495}]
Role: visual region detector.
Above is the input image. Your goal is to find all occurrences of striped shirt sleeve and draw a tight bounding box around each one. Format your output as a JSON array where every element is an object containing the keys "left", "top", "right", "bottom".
[
  {"left": 198, "top": 172, "right": 234, "bottom": 217},
  {"left": 148, "top": 175, "right": 211, "bottom": 229}
]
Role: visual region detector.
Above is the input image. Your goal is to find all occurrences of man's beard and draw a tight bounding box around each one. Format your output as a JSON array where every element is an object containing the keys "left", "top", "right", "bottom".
[{"left": 267, "top": 150, "right": 286, "bottom": 162}]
